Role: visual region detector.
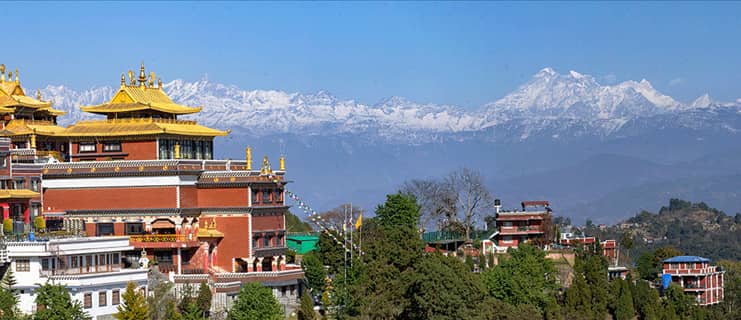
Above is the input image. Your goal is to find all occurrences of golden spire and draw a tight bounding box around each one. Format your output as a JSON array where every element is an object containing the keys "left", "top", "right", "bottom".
[
  {"left": 8, "top": 71, "right": 12, "bottom": 83},
  {"left": 15, "top": 69, "right": 18, "bottom": 84},
  {"left": 157, "top": 77, "right": 162, "bottom": 90},
  {"left": 279, "top": 155, "right": 285, "bottom": 171},
  {"left": 138, "top": 62, "right": 146, "bottom": 88},
  {"left": 246, "top": 146, "right": 252, "bottom": 170},
  {"left": 128, "top": 70, "right": 134, "bottom": 85},
  {"left": 0, "top": 64, "right": 4, "bottom": 82},
  {"left": 36, "top": 89, "right": 41, "bottom": 101},
  {"left": 121, "top": 73, "right": 126, "bottom": 87},
  {"left": 149, "top": 71, "right": 155, "bottom": 88}
]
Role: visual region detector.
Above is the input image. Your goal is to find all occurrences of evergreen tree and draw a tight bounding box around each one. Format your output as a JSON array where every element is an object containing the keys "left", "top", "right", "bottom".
[
  {"left": 227, "top": 283, "right": 283, "bottom": 320},
  {"left": 178, "top": 285, "right": 195, "bottom": 314},
  {"left": 181, "top": 300, "right": 205, "bottom": 320},
  {"left": 402, "top": 253, "right": 486, "bottom": 320},
  {"left": 0, "top": 270, "right": 17, "bottom": 291},
  {"left": 147, "top": 271, "right": 178, "bottom": 320},
  {"left": 114, "top": 282, "right": 149, "bottom": 320},
  {"left": 195, "top": 282, "right": 212, "bottom": 317},
  {"left": 34, "top": 283, "right": 90, "bottom": 320},
  {"left": 614, "top": 279, "right": 635, "bottom": 320},
  {"left": 301, "top": 252, "right": 326, "bottom": 294},
  {"left": 633, "top": 280, "right": 659, "bottom": 320},
  {"left": 0, "top": 284, "right": 19, "bottom": 320},
  {"left": 298, "top": 292, "right": 316, "bottom": 320},
  {"left": 164, "top": 299, "right": 183, "bottom": 320}
]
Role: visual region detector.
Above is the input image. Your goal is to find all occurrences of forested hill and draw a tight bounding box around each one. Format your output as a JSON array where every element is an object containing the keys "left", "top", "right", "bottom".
[{"left": 596, "top": 199, "right": 741, "bottom": 261}]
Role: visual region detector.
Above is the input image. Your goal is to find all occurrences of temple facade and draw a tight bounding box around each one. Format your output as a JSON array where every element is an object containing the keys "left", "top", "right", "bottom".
[{"left": 0, "top": 63, "right": 303, "bottom": 315}]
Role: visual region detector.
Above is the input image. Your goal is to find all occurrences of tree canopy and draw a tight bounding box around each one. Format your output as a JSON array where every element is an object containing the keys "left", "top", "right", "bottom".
[{"left": 227, "top": 283, "right": 283, "bottom": 320}]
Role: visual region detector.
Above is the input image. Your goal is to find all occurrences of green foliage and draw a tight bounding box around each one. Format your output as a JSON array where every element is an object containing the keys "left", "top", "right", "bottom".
[
  {"left": 714, "top": 260, "right": 740, "bottom": 319},
  {"left": 633, "top": 280, "right": 660, "bottom": 320},
  {"left": 285, "top": 211, "right": 312, "bottom": 233},
  {"left": 478, "top": 298, "right": 543, "bottom": 320},
  {"left": 0, "top": 282, "right": 20, "bottom": 320},
  {"left": 612, "top": 279, "right": 635, "bottom": 320},
  {"left": 181, "top": 300, "right": 205, "bottom": 320},
  {"left": 33, "top": 216, "right": 45, "bottom": 232},
  {"left": 195, "top": 283, "right": 212, "bottom": 317},
  {"left": 481, "top": 244, "right": 558, "bottom": 313},
  {"left": 562, "top": 251, "right": 610, "bottom": 320},
  {"left": 2, "top": 219, "right": 11, "bottom": 234},
  {"left": 298, "top": 292, "right": 316, "bottom": 320},
  {"left": 164, "top": 299, "right": 182, "bottom": 320},
  {"left": 34, "top": 283, "right": 90, "bottom": 320},
  {"left": 663, "top": 283, "right": 698, "bottom": 319},
  {"left": 375, "top": 193, "right": 420, "bottom": 231},
  {"left": 301, "top": 251, "right": 326, "bottom": 294},
  {"left": 316, "top": 231, "right": 345, "bottom": 274},
  {"left": 227, "top": 283, "right": 283, "bottom": 320},
  {"left": 402, "top": 253, "right": 485, "bottom": 320},
  {"left": 147, "top": 271, "right": 177, "bottom": 320},
  {"left": 178, "top": 285, "right": 195, "bottom": 314},
  {"left": 637, "top": 247, "right": 684, "bottom": 281},
  {"left": 115, "top": 282, "right": 148, "bottom": 320},
  {"left": 1, "top": 270, "right": 17, "bottom": 291}
]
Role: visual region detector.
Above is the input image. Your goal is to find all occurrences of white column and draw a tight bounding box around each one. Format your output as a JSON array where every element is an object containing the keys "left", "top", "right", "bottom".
[{"left": 177, "top": 247, "right": 182, "bottom": 274}]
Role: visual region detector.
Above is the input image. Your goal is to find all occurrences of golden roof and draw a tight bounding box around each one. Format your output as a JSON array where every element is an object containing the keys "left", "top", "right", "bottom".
[
  {"left": 197, "top": 218, "right": 224, "bottom": 238},
  {"left": 0, "top": 65, "right": 65, "bottom": 115},
  {"left": 63, "top": 118, "right": 229, "bottom": 137},
  {"left": 80, "top": 63, "right": 201, "bottom": 115},
  {"left": 3, "top": 119, "right": 67, "bottom": 136},
  {"left": 0, "top": 189, "right": 40, "bottom": 199}
]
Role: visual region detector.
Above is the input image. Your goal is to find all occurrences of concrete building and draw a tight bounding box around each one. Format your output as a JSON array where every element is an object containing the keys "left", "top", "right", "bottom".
[
  {"left": 662, "top": 256, "right": 724, "bottom": 306},
  {"left": 3, "top": 236, "right": 148, "bottom": 320}
]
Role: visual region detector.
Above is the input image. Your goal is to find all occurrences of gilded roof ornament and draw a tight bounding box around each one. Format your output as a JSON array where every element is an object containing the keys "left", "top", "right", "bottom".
[
  {"left": 138, "top": 62, "right": 146, "bottom": 88},
  {"left": 0, "top": 64, "right": 4, "bottom": 82},
  {"left": 15, "top": 69, "right": 18, "bottom": 84},
  {"left": 121, "top": 73, "right": 126, "bottom": 87},
  {"left": 149, "top": 72, "right": 155, "bottom": 88},
  {"left": 128, "top": 70, "right": 134, "bottom": 85},
  {"left": 36, "top": 89, "right": 41, "bottom": 100},
  {"left": 157, "top": 77, "right": 162, "bottom": 89},
  {"left": 260, "top": 155, "right": 273, "bottom": 175}
]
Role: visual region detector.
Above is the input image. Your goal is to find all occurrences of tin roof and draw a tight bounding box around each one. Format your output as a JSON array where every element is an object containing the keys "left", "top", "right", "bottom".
[{"left": 663, "top": 256, "right": 711, "bottom": 263}]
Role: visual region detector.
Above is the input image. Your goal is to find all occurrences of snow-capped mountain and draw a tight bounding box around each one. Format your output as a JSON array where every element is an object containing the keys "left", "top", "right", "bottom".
[{"left": 33, "top": 67, "right": 741, "bottom": 143}]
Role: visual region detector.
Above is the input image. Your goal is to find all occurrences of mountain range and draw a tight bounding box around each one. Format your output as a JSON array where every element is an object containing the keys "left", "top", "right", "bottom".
[{"left": 31, "top": 68, "right": 741, "bottom": 223}]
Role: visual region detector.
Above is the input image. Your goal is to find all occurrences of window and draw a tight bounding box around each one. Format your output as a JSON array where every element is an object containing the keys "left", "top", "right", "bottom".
[
  {"left": 41, "top": 258, "right": 51, "bottom": 271},
  {"left": 83, "top": 293, "right": 92, "bottom": 309},
  {"left": 262, "top": 190, "right": 270, "bottom": 204},
  {"left": 252, "top": 189, "right": 259, "bottom": 204},
  {"left": 15, "top": 259, "right": 30, "bottom": 272},
  {"left": 97, "top": 223, "right": 114, "bottom": 236},
  {"left": 253, "top": 236, "right": 259, "bottom": 248},
  {"left": 99, "top": 291, "right": 107, "bottom": 307},
  {"left": 264, "top": 235, "right": 271, "bottom": 247},
  {"left": 79, "top": 143, "right": 96, "bottom": 153},
  {"left": 281, "top": 286, "right": 286, "bottom": 297},
  {"left": 13, "top": 179, "right": 25, "bottom": 190},
  {"left": 125, "top": 223, "right": 144, "bottom": 235},
  {"left": 30, "top": 179, "right": 40, "bottom": 191},
  {"left": 112, "top": 290, "right": 120, "bottom": 305},
  {"left": 103, "top": 142, "right": 121, "bottom": 152},
  {"left": 70, "top": 256, "right": 79, "bottom": 268},
  {"left": 112, "top": 253, "right": 120, "bottom": 265}
]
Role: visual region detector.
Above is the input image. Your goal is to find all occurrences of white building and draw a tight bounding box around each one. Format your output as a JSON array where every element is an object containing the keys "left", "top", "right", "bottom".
[{"left": 4, "top": 236, "right": 148, "bottom": 320}]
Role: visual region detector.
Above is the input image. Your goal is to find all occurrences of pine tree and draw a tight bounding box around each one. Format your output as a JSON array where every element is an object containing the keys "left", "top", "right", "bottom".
[
  {"left": 195, "top": 282, "right": 212, "bottom": 317},
  {"left": 165, "top": 299, "right": 183, "bottom": 320},
  {"left": 178, "top": 284, "right": 195, "bottom": 313},
  {"left": 0, "top": 284, "right": 19, "bottom": 320},
  {"left": 227, "top": 282, "right": 283, "bottom": 320},
  {"left": 298, "top": 292, "right": 316, "bottom": 320},
  {"left": 34, "top": 283, "right": 90, "bottom": 320},
  {"left": 0, "top": 269, "right": 16, "bottom": 291},
  {"left": 114, "top": 282, "right": 149, "bottom": 320},
  {"left": 181, "top": 299, "right": 205, "bottom": 320},
  {"left": 614, "top": 280, "right": 635, "bottom": 320}
]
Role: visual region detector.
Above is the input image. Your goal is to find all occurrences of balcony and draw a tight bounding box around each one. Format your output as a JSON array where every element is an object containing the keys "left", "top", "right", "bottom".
[
  {"left": 499, "top": 226, "right": 544, "bottom": 235},
  {"left": 41, "top": 264, "right": 122, "bottom": 277},
  {"left": 128, "top": 234, "right": 201, "bottom": 249}
]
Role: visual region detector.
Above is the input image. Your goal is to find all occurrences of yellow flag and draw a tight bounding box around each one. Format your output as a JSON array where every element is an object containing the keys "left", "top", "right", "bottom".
[{"left": 355, "top": 212, "right": 363, "bottom": 230}]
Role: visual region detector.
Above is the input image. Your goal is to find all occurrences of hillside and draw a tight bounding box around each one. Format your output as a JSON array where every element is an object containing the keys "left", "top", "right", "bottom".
[{"left": 595, "top": 199, "right": 741, "bottom": 261}]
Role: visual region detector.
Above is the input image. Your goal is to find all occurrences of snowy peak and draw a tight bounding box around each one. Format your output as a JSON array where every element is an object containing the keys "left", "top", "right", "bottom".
[{"left": 691, "top": 94, "right": 713, "bottom": 108}]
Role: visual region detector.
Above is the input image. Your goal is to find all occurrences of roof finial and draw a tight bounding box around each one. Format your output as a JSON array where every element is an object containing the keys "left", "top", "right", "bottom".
[
  {"left": 36, "top": 89, "right": 41, "bottom": 100},
  {"left": 8, "top": 71, "right": 12, "bottom": 83},
  {"left": 138, "top": 62, "right": 146, "bottom": 88},
  {"left": 0, "top": 64, "right": 5, "bottom": 82},
  {"left": 149, "top": 71, "right": 155, "bottom": 88},
  {"left": 15, "top": 69, "right": 18, "bottom": 84},
  {"left": 157, "top": 77, "right": 163, "bottom": 90},
  {"left": 128, "top": 70, "right": 134, "bottom": 85},
  {"left": 121, "top": 73, "right": 126, "bottom": 87}
]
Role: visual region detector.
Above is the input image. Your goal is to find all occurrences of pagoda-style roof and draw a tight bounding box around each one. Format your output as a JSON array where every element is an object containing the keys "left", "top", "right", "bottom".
[
  {"left": 63, "top": 118, "right": 228, "bottom": 137},
  {"left": 80, "top": 63, "right": 201, "bottom": 116},
  {"left": 0, "top": 64, "right": 66, "bottom": 115},
  {"left": 3, "top": 119, "right": 67, "bottom": 136}
]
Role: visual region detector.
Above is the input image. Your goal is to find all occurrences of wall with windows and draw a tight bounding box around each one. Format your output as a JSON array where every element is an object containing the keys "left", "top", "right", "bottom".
[
  {"left": 158, "top": 139, "right": 213, "bottom": 160},
  {"left": 44, "top": 186, "right": 177, "bottom": 211},
  {"left": 73, "top": 140, "right": 157, "bottom": 161}
]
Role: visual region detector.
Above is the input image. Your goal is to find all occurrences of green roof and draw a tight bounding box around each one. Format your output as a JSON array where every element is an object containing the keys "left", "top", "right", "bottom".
[{"left": 287, "top": 234, "right": 320, "bottom": 255}]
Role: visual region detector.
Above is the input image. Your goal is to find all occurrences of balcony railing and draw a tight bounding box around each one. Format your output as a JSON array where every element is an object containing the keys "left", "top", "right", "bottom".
[
  {"left": 499, "top": 226, "right": 544, "bottom": 234},
  {"left": 129, "top": 234, "right": 189, "bottom": 243},
  {"left": 41, "top": 264, "right": 122, "bottom": 277},
  {"left": 36, "top": 150, "right": 64, "bottom": 162}
]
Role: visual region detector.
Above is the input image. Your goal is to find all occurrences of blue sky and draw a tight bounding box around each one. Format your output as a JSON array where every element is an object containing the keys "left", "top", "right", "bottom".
[{"left": 4, "top": 2, "right": 741, "bottom": 107}]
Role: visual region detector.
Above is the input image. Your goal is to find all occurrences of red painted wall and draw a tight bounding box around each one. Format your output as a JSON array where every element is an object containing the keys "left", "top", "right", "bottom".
[{"left": 44, "top": 187, "right": 177, "bottom": 211}]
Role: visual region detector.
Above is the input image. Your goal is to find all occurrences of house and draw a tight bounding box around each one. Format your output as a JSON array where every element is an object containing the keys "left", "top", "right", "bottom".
[{"left": 662, "top": 256, "right": 724, "bottom": 306}]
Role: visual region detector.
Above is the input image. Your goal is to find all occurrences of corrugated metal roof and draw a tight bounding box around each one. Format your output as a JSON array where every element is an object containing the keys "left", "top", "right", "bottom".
[{"left": 663, "top": 255, "right": 711, "bottom": 263}]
